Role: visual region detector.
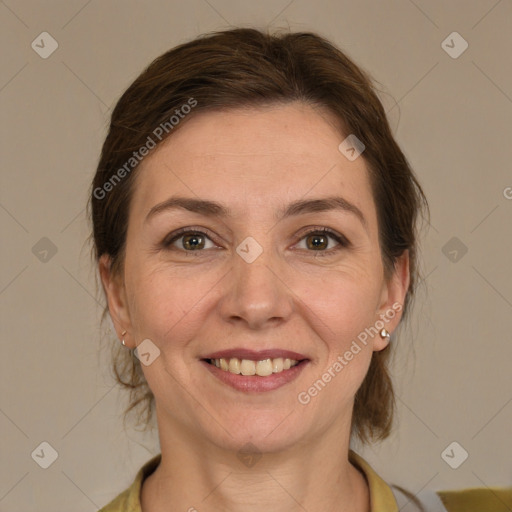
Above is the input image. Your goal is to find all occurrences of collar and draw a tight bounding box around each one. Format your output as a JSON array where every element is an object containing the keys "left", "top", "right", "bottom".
[
  {"left": 104, "top": 450, "right": 398, "bottom": 512},
  {"left": 349, "top": 449, "right": 399, "bottom": 512}
]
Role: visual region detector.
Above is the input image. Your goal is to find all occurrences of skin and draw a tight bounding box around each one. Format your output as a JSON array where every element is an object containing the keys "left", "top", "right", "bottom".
[{"left": 100, "top": 102, "right": 410, "bottom": 512}]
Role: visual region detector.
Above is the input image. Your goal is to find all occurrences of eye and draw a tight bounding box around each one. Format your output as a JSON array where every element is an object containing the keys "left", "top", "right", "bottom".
[
  {"left": 162, "top": 229, "right": 217, "bottom": 251},
  {"left": 161, "top": 227, "right": 350, "bottom": 255},
  {"left": 295, "top": 228, "right": 349, "bottom": 255}
]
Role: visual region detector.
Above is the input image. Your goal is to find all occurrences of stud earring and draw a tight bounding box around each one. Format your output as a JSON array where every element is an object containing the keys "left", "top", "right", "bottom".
[
  {"left": 121, "top": 330, "right": 127, "bottom": 346},
  {"left": 379, "top": 328, "right": 391, "bottom": 340}
]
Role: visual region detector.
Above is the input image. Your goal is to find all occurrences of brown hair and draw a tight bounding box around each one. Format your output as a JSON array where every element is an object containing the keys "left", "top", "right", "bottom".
[{"left": 89, "top": 27, "right": 428, "bottom": 443}]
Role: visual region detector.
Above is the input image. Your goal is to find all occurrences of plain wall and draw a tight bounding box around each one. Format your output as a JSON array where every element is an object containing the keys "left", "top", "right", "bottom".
[{"left": 1, "top": 1, "right": 511, "bottom": 510}]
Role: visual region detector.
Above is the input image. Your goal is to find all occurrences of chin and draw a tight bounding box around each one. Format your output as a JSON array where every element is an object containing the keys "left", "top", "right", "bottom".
[{"left": 198, "top": 408, "right": 311, "bottom": 455}]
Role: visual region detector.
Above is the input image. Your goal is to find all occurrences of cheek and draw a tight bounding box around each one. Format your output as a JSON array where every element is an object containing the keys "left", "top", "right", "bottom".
[
  {"left": 294, "top": 265, "right": 381, "bottom": 342},
  {"left": 291, "top": 264, "right": 381, "bottom": 395},
  {"left": 125, "top": 261, "right": 219, "bottom": 345}
]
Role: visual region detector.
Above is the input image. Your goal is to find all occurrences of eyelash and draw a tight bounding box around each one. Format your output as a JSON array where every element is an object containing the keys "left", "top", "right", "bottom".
[{"left": 161, "top": 226, "right": 350, "bottom": 257}]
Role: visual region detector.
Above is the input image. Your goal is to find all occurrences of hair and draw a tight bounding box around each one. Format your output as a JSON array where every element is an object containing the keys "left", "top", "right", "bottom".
[{"left": 89, "top": 27, "right": 429, "bottom": 443}]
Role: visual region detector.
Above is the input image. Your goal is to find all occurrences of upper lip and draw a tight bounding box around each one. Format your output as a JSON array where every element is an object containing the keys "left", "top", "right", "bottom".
[{"left": 202, "top": 348, "right": 309, "bottom": 361}]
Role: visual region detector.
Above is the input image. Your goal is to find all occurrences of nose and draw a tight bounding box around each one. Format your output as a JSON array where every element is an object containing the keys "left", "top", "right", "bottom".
[{"left": 218, "top": 246, "right": 293, "bottom": 330}]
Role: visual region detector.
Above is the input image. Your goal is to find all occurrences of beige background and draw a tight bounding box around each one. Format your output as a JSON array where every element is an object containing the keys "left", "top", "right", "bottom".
[{"left": 1, "top": 0, "right": 511, "bottom": 510}]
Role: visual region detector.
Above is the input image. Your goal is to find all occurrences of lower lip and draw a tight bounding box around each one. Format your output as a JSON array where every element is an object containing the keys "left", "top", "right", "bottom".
[{"left": 201, "top": 360, "right": 309, "bottom": 392}]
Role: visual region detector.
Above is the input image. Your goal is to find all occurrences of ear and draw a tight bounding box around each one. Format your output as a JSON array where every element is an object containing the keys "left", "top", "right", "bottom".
[
  {"left": 99, "top": 254, "right": 133, "bottom": 347},
  {"left": 373, "top": 250, "right": 410, "bottom": 352}
]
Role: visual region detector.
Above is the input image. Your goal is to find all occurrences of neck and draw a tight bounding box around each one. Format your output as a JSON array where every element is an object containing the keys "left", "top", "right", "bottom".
[{"left": 141, "top": 414, "right": 370, "bottom": 512}]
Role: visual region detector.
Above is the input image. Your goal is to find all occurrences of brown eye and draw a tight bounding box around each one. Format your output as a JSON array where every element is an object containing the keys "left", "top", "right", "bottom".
[
  {"left": 295, "top": 228, "right": 350, "bottom": 256},
  {"left": 163, "top": 229, "right": 216, "bottom": 251},
  {"left": 305, "top": 233, "right": 329, "bottom": 250},
  {"left": 181, "top": 233, "right": 206, "bottom": 250}
]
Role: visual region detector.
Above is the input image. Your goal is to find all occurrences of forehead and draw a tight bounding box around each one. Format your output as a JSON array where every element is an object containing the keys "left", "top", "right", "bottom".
[{"left": 131, "top": 103, "right": 376, "bottom": 226}]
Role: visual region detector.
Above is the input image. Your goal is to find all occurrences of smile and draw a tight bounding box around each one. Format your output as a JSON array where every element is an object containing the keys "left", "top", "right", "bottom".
[
  {"left": 206, "top": 357, "right": 300, "bottom": 377},
  {"left": 202, "top": 358, "right": 308, "bottom": 393}
]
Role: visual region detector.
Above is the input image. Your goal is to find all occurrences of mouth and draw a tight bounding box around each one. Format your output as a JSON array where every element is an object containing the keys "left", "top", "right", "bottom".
[
  {"left": 204, "top": 356, "right": 302, "bottom": 377},
  {"left": 201, "top": 348, "right": 309, "bottom": 376},
  {"left": 201, "top": 357, "right": 310, "bottom": 394}
]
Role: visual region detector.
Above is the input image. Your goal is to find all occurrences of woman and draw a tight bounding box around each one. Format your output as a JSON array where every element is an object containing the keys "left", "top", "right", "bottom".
[{"left": 91, "top": 28, "right": 510, "bottom": 512}]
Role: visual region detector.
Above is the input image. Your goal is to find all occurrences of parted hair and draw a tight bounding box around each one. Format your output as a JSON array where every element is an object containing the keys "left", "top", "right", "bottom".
[{"left": 89, "top": 27, "right": 428, "bottom": 444}]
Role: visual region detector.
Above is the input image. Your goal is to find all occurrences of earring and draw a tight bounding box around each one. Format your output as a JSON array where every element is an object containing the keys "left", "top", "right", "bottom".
[
  {"left": 379, "top": 328, "right": 391, "bottom": 340},
  {"left": 121, "top": 330, "right": 127, "bottom": 346}
]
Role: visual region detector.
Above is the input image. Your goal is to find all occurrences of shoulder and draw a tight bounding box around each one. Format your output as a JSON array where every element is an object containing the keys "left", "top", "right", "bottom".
[
  {"left": 98, "top": 488, "right": 131, "bottom": 512},
  {"left": 437, "top": 486, "right": 512, "bottom": 512},
  {"left": 98, "top": 454, "right": 162, "bottom": 512},
  {"left": 348, "top": 450, "right": 401, "bottom": 511},
  {"left": 391, "top": 484, "right": 512, "bottom": 512}
]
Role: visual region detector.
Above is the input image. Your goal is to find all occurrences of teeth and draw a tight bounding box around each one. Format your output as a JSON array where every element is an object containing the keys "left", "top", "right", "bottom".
[
  {"left": 240, "top": 359, "right": 256, "bottom": 376},
  {"left": 210, "top": 357, "right": 300, "bottom": 376},
  {"left": 272, "top": 357, "right": 284, "bottom": 373},
  {"left": 228, "top": 358, "right": 241, "bottom": 374},
  {"left": 256, "top": 359, "right": 273, "bottom": 377}
]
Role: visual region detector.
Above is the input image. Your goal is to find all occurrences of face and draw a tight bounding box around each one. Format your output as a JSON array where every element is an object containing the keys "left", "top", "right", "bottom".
[{"left": 101, "top": 102, "right": 409, "bottom": 453}]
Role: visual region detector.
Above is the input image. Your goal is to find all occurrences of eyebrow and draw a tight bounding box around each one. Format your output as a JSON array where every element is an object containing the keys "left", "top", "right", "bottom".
[{"left": 145, "top": 195, "right": 368, "bottom": 230}]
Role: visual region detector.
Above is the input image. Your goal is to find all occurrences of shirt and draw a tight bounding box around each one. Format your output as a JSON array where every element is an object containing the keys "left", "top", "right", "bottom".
[{"left": 98, "top": 450, "right": 512, "bottom": 512}]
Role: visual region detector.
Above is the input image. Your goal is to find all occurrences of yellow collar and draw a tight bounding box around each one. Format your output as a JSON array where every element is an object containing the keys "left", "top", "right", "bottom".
[
  {"left": 100, "top": 450, "right": 399, "bottom": 512},
  {"left": 349, "top": 449, "right": 398, "bottom": 512}
]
